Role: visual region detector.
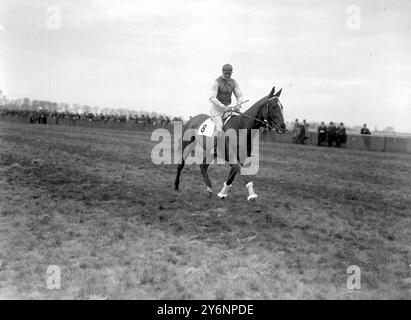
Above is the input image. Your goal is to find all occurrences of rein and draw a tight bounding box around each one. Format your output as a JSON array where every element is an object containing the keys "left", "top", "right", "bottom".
[
  {"left": 230, "top": 109, "right": 267, "bottom": 125},
  {"left": 229, "top": 96, "right": 280, "bottom": 128}
]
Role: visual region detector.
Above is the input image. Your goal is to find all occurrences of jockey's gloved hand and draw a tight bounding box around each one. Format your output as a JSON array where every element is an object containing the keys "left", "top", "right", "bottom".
[{"left": 221, "top": 104, "right": 230, "bottom": 112}]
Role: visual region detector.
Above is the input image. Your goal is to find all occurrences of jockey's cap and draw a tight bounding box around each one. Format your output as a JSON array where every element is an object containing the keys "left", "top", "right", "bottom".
[{"left": 222, "top": 64, "right": 233, "bottom": 72}]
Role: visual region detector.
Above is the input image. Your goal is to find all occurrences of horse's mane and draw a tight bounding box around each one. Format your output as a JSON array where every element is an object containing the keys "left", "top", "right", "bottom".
[{"left": 244, "top": 95, "right": 268, "bottom": 114}]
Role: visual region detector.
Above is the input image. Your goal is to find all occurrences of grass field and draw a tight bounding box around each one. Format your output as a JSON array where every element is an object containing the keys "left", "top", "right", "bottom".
[{"left": 0, "top": 120, "right": 410, "bottom": 299}]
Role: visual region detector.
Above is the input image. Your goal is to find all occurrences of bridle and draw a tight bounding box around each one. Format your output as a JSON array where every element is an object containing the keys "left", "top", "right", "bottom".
[
  {"left": 231, "top": 97, "right": 285, "bottom": 133},
  {"left": 261, "top": 96, "right": 285, "bottom": 133},
  {"left": 229, "top": 96, "right": 285, "bottom": 133}
]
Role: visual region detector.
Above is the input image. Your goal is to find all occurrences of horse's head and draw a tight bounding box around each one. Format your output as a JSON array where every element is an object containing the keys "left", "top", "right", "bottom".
[{"left": 261, "top": 86, "right": 286, "bottom": 134}]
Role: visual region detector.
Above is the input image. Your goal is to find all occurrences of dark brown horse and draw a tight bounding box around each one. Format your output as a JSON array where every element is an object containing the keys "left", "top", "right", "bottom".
[{"left": 174, "top": 86, "right": 286, "bottom": 200}]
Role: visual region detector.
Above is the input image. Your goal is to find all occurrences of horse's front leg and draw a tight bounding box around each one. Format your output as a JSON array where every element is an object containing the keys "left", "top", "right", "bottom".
[
  {"left": 245, "top": 180, "right": 258, "bottom": 201},
  {"left": 217, "top": 164, "right": 257, "bottom": 201},
  {"left": 237, "top": 165, "right": 258, "bottom": 201},
  {"left": 217, "top": 139, "right": 239, "bottom": 199},
  {"left": 217, "top": 166, "right": 236, "bottom": 199}
]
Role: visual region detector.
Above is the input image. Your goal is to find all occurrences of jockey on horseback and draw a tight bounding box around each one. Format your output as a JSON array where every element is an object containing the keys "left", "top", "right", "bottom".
[{"left": 209, "top": 64, "right": 245, "bottom": 136}]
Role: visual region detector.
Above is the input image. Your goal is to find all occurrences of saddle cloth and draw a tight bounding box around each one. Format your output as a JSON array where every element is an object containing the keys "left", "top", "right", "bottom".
[{"left": 197, "top": 114, "right": 233, "bottom": 137}]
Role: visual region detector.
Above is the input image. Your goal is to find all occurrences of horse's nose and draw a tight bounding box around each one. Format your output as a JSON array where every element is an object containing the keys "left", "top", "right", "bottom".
[{"left": 280, "top": 123, "right": 286, "bottom": 131}]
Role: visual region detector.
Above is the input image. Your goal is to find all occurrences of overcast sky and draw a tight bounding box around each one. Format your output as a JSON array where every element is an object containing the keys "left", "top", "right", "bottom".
[{"left": 1, "top": 0, "right": 410, "bottom": 131}]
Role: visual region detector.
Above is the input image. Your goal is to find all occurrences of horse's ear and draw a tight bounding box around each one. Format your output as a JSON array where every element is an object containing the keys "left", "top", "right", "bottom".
[
  {"left": 274, "top": 88, "right": 282, "bottom": 97},
  {"left": 268, "top": 86, "right": 275, "bottom": 98}
]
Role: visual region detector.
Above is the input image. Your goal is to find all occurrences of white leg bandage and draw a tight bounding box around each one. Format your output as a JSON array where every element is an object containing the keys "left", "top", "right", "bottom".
[
  {"left": 246, "top": 182, "right": 258, "bottom": 201},
  {"left": 217, "top": 182, "right": 231, "bottom": 199}
]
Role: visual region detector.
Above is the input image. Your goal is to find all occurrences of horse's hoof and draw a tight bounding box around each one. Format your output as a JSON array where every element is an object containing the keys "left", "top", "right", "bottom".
[
  {"left": 206, "top": 187, "right": 213, "bottom": 194},
  {"left": 247, "top": 194, "right": 258, "bottom": 201},
  {"left": 217, "top": 193, "right": 227, "bottom": 199}
]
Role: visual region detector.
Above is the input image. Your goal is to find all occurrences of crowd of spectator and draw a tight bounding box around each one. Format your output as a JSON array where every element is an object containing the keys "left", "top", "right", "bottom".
[
  {"left": 0, "top": 95, "right": 181, "bottom": 126},
  {"left": 292, "top": 119, "right": 309, "bottom": 144},
  {"left": 291, "top": 119, "right": 372, "bottom": 148},
  {"left": 316, "top": 121, "right": 347, "bottom": 147},
  {"left": 0, "top": 108, "right": 176, "bottom": 126}
]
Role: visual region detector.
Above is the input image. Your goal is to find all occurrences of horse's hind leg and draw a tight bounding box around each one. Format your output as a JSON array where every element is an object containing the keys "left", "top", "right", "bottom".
[
  {"left": 200, "top": 162, "right": 212, "bottom": 194},
  {"left": 217, "top": 165, "right": 239, "bottom": 199},
  {"left": 226, "top": 166, "right": 238, "bottom": 186},
  {"left": 174, "top": 139, "right": 196, "bottom": 190},
  {"left": 174, "top": 160, "right": 185, "bottom": 190},
  {"left": 216, "top": 143, "right": 241, "bottom": 199},
  {"left": 218, "top": 164, "right": 257, "bottom": 201}
]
